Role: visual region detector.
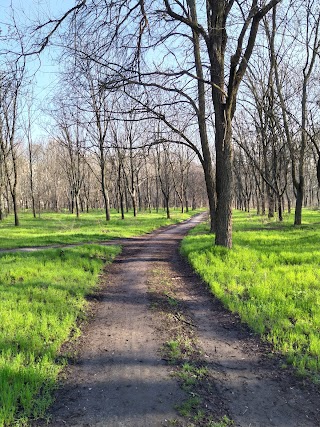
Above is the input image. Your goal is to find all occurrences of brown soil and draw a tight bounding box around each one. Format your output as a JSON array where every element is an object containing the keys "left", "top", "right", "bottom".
[{"left": 34, "top": 213, "right": 320, "bottom": 427}]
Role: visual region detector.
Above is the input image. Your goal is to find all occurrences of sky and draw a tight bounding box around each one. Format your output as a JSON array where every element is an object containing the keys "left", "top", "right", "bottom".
[{"left": 1, "top": 0, "right": 75, "bottom": 138}]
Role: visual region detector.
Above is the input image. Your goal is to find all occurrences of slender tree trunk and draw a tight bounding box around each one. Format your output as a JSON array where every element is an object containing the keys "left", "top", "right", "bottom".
[
  {"left": 12, "top": 189, "right": 19, "bottom": 226},
  {"left": 132, "top": 192, "right": 137, "bottom": 217},
  {"left": 294, "top": 181, "right": 304, "bottom": 225},
  {"left": 155, "top": 175, "right": 159, "bottom": 213},
  {"left": 100, "top": 166, "right": 110, "bottom": 221},
  {"left": 120, "top": 193, "right": 124, "bottom": 219},
  {"left": 278, "top": 195, "right": 283, "bottom": 221},
  {"left": 27, "top": 134, "right": 36, "bottom": 219},
  {"left": 286, "top": 191, "right": 291, "bottom": 214},
  {"left": 75, "top": 194, "right": 80, "bottom": 218},
  {"left": 102, "top": 187, "right": 110, "bottom": 221},
  {"left": 188, "top": 5, "right": 216, "bottom": 233},
  {"left": 165, "top": 196, "right": 170, "bottom": 219}
]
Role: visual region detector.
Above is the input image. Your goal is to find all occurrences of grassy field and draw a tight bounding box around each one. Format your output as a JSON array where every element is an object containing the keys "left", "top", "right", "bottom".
[
  {"left": 0, "top": 208, "right": 204, "bottom": 249},
  {"left": 0, "top": 245, "right": 121, "bottom": 426},
  {"left": 181, "top": 209, "right": 320, "bottom": 382},
  {"left": 0, "top": 208, "right": 202, "bottom": 426}
]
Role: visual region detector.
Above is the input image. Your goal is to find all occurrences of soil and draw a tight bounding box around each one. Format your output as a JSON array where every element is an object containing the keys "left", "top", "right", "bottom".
[{"left": 34, "top": 213, "right": 320, "bottom": 427}]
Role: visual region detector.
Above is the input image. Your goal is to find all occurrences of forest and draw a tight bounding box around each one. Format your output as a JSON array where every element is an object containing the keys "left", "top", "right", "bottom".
[
  {"left": 0, "top": 0, "right": 319, "bottom": 247},
  {"left": 1, "top": 1, "right": 320, "bottom": 426}
]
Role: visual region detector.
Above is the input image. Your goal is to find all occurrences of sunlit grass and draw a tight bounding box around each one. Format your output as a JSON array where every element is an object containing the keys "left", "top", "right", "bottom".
[
  {"left": 181, "top": 208, "right": 320, "bottom": 381},
  {"left": 0, "top": 208, "right": 204, "bottom": 249},
  {"left": 0, "top": 245, "right": 121, "bottom": 426},
  {"left": 0, "top": 208, "right": 204, "bottom": 425}
]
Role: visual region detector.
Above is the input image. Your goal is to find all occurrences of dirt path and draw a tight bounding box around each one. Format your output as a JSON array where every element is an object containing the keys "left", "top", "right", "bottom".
[{"left": 35, "top": 214, "right": 320, "bottom": 427}]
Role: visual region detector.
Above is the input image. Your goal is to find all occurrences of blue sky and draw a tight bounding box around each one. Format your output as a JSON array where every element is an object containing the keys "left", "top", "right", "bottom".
[{"left": 1, "top": 0, "right": 75, "bottom": 137}]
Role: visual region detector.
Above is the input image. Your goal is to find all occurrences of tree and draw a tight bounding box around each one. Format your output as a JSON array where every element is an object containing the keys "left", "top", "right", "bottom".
[
  {"left": 29, "top": 0, "right": 282, "bottom": 247},
  {"left": 0, "top": 62, "right": 25, "bottom": 226},
  {"left": 23, "top": 101, "right": 37, "bottom": 218},
  {"left": 266, "top": 1, "right": 320, "bottom": 225}
]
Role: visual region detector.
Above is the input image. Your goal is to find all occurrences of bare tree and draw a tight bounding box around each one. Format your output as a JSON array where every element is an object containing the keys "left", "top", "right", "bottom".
[
  {"left": 27, "top": 0, "right": 281, "bottom": 247},
  {"left": 0, "top": 60, "right": 25, "bottom": 226},
  {"left": 266, "top": 1, "right": 320, "bottom": 225}
]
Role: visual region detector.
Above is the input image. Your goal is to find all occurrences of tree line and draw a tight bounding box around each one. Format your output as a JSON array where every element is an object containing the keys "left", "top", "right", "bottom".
[{"left": 0, "top": 134, "right": 208, "bottom": 222}]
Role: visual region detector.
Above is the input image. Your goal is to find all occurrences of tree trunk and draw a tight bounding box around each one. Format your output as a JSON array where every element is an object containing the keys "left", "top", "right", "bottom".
[
  {"left": 294, "top": 181, "right": 304, "bottom": 225},
  {"left": 267, "top": 188, "right": 275, "bottom": 218},
  {"left": 286, "top": 192, "right": 291, "bottom": 214},
  {"left": 202, "top": 162, "right": 216, "bottom": 233},
  {"left": 120, "top": 193, "right": 124, "bottom": 220},
  {"left": 165, "top": 196, "right": 170, "bottom": 219},
  {"left": 215, "top": 118, "right": 233, "bottom": 248},
  {"left": 184, "top": 189, "right": 189, "bottom": 213},
  {"left": 102, "top": 187, "right": 110, "bottom": 221},
  {"left": 278, "top": 195, "right": 283, "bottom": 222},
  {"left": 75, "top": 194, "right": 80, "bottom": 218},
  {"left": 132, "top": 191, "right": 137, "bottom": 217},
  {"left": 12, "top": 190, "right": 19, "bottom": 226},
  {"left": 28, "top": 140, "right": 36, "bottom": 219}
]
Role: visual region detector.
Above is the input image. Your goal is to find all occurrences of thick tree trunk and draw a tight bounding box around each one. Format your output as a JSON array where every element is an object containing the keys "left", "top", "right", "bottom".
[
  {"left": 202, "top": 160, "right": 216, "bottom": 234},
  {"left": 267, "top": 189, "right": 275, "bottom": 218},
  {"left": 215, "top": 117, "right": 233, "bottom": 248}
]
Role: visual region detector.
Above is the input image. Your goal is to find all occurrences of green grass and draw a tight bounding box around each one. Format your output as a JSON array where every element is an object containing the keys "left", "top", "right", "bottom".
[
  {"left": 181, "top": 209, "right": 320, "bottom": 381},
  {"left": 0, "top": 208, "right": 204, "bottom": 250},
  {"left": 0, "top": 244, "right": 120, "bottom": 426},
  {"left": 0, "top": 208, "right": 204, "bottom": 425},
  {"left": 175, "top": 396, "right": 201, "bottom": 417}
]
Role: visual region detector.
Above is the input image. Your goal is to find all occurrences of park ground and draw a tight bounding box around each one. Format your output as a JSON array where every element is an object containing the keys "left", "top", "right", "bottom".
[{"left": 1, "top": 210, "right": 320, "bottom": 426}]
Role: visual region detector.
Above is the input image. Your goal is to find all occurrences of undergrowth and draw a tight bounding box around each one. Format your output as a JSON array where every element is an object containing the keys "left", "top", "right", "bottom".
[{"left": 181, "top": 209, "right": 320, "bottom": 382}]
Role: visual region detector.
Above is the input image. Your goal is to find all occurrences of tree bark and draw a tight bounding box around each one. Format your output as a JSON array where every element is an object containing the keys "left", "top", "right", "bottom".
[
  {"left": 294, "top": 181, "right": 304, "bottom": 225},
  {"left": 215, "top": 117, "right": 233, "bottom": 247}
]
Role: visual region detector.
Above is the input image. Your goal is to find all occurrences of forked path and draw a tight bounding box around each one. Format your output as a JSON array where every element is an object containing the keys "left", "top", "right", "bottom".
[{"left": 38, "top": 214, "right": 320, "bottom": 427}]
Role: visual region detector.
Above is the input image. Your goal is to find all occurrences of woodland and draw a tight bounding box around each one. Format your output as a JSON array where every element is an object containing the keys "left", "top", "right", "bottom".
[
  {"left": 1, "top": 1, "right": 320, "bottom": 426},
  {"left": 0, "top": 0, "right": 319, "bottom": 248}
]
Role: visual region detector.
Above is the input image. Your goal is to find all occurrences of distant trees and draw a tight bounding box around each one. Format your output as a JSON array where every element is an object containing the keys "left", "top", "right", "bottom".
[{"left": 0, "top": 131, "right": 207, "bottom": 217}]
